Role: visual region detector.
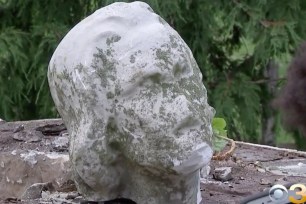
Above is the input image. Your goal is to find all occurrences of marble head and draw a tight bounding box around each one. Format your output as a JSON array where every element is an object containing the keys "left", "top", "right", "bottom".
[{"left": 48, "top": 2, "right": 214, "bottom": 203}]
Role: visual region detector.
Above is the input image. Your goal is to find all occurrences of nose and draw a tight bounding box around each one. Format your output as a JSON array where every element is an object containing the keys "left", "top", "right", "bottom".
[{"left": 172, "top": 114, "right": 202, "bottom": 135}]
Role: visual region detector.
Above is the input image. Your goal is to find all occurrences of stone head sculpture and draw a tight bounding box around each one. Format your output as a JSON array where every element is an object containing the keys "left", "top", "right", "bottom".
[{"left": 48, "top": 1, "right": 214, "bottom": 204}]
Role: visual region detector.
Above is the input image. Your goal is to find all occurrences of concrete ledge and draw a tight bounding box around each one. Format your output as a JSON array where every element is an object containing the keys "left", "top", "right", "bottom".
[
  {"left": 0, "top": 150, "right": 71, "bottom": 199},
  {"left": 1, "top": 119, "right": 306, "bottom": 203}
]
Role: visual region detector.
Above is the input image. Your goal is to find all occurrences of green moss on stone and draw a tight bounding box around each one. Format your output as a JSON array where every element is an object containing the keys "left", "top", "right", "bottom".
[
  {"left": 107, "top": 92, "right": 115, "bottom": 99},
  {"left": 130, "top": 55, "right": 136, "bottom": 63}
]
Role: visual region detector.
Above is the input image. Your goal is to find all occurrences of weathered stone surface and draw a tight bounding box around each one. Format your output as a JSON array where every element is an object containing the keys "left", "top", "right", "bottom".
[
  {"left": 12, "top": 130, "right": 43, "bottom": 142},
  {"left": 0, "top": 150, "right": 72, "bottom": 199},
  {"left": 48, "top": 1, "right": 214, "bottom": 204}
]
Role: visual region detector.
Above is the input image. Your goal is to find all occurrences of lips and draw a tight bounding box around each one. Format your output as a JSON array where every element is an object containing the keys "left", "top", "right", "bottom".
[{"left": 172, "top": 143, "right": 213, "bottom": 175}]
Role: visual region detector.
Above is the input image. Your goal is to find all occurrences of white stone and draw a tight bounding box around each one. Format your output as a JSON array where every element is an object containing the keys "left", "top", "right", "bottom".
[
  {"left": 17, "top": 179, "right": 23, "bottom": 184},
  {"left": 52, "top": 136, "right": 69, "bottom": 151},
  {"left": 20, "top": 151, "right": 39, "bottom": 167},
  {"left": 48, "top": 1, "right": 214, "bottom": 204},
  {"left": 11, "top": 150, "right": 17, "bottom": 155},
  {"left": 213, "top": 167, "right": 233, "bottom": 182}
]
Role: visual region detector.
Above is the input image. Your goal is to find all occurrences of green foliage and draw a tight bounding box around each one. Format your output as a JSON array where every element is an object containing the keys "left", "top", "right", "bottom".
[
  {"left": 212, "top": 117, "right": 228, "bottom": 152},
  {"left": 212, "top": 73, "right": 261, "bottom": 141},
  {"left": 213, "top": 118, "right": 227, "bottom": 137},
  {"left": 0, "top": 1, "right": 92, "bottom": 120},
  {"left": 1, "top": 0, "right": 306, "bottom": 144}
]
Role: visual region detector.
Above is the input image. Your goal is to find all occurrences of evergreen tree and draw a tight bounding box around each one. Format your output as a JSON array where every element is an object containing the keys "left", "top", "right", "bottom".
[{"left": 1, "top": 0, "right": 306, "bottom": 143}]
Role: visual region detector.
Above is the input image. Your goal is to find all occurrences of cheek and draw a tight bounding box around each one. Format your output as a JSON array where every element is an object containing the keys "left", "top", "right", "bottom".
[
  {"left": 115, "top": 98, "right": 179, "bottom": 134},
  {"left": 116, "top": 82, "right": 202, "bottom": 133}
]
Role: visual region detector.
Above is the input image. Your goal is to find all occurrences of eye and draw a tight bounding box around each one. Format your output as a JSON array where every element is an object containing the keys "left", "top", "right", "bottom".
[
  {"left": 172, "top": 115, "right": 201, "bottom": 135},
  {"left": 143, "top": 73, "right": 162, "bottom": 84},
  {"left": 137, "top": 72, "right": 163, "bottom": 87},
  {"left": 120, "top": 72, "right": 163, "bottom": 97}
]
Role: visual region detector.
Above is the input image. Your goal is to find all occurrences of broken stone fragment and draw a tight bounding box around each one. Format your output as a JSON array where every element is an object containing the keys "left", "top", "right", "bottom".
[
  {"left": 213, "top": 167, "right": 233, "bottom": 182},
  {"left": 52, "top": 136, "right": 69, "bottom": 152},
  {"left": 12, "top": 130, "right": 43, "bottom": 142},
  {"left": 260, "top": 178, "right": 271, "bottom": 185},
  {"left": 48, "top": 1, "right": 214, "bottom": 204},
  {"left": 21, "top": 182, "right": 54, "bottom": 200}
]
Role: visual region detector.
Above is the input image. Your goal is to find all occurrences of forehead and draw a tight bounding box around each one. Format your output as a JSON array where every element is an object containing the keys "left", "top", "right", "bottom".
[
  {"left": 109, "top": 33, "right": 199, "bottom": 86},
  {"left": 84, "top": 10, "right": 198, "bottom": 84}
]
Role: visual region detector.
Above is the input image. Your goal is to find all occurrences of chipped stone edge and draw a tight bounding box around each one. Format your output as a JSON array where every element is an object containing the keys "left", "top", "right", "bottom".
[
  {"left": 236, "top": 141, "right": 306, "bottom": 156},
  {"left": 5, "top": 118, "right": 62, "bottom": 125}
]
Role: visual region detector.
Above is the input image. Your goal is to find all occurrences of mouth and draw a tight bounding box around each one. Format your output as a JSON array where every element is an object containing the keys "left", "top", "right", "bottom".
[{"left": 172, "top": 143, "right": 213, "bottom": 175}]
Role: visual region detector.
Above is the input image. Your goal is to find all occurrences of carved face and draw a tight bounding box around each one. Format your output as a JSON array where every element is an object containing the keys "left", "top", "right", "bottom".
[
  {"left": 114, "top": 39, "right": 214, "bottom": 173},
  {"left": 48, "top": 1, "right": 214, "bottom": 203}
]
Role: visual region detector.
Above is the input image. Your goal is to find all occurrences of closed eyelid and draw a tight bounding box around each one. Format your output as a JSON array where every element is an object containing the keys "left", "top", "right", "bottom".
[
  {"left": 119, "top": 72, "right": 164, "bottom": 97},
  {"left": 131, "top": 71, "right": 166, "bottom": 87},
  {"left": 140, "top": 72, "right": 163, "bottom": 84},
  {"left": 172, "top": 115, "right": 202, "bottom": 135}
]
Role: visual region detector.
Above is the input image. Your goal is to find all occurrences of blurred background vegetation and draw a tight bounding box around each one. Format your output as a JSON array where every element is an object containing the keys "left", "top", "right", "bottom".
[{"left": 1, "top": 0, "right": 306, "bottom": 148}]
